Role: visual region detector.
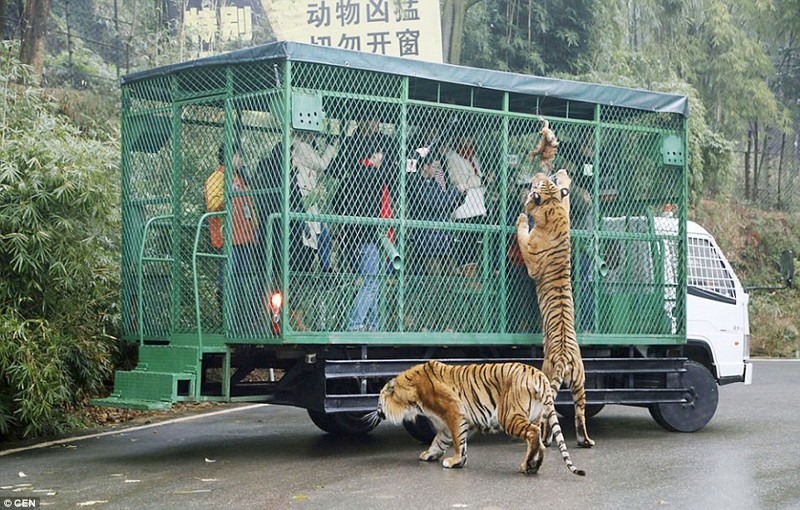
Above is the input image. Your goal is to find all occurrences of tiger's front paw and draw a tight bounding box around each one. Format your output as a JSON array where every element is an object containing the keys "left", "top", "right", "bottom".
[
  {"left": 520, "top": 440, "right": 545, "bottom": 475},
  {"left": 516, "top": 213, "right": 529, "bottom": 230},
  {"left": 519, "top": 460, "right": 542, "bottom": 475},
  {"left": 554, "top": 168, "right": 571, "bottom": 189},
  {"left": 419, "top": 449, "right": 444, "bottom": 462},
  {"left": 442, "top": 455, "right": 466, "bottom": 469}
]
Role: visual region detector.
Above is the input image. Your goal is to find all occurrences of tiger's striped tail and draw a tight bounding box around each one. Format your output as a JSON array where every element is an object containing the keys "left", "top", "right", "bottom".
[{"left": 545, "top": 396, "right": 586, "bottom": 476}]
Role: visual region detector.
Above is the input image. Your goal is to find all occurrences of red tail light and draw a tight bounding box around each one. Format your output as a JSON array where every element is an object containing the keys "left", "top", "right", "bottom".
[
  {"left": 265, "top": 291, "right": 283, "bottom": 333},
  {"left": 269, "top": 292, "right": 283, "bottom": 312}
]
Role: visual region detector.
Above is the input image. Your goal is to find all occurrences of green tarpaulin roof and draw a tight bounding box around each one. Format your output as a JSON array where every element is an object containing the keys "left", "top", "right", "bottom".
[{"left": 121, "top": 41, "right": 689, "bottom": 117}]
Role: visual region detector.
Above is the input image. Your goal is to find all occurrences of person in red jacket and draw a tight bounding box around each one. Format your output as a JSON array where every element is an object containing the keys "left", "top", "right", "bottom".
[{"left": 204, "top": 144, "right": 259, "bottom": 335}]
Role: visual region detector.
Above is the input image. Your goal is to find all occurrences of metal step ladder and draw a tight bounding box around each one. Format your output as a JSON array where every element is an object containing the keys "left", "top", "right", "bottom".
[
  {"left": 93, "top": 212, "right": 230, "bottom": 410},
  {"left": 91, "top": 345, "right": 201, "bottom": 410}
]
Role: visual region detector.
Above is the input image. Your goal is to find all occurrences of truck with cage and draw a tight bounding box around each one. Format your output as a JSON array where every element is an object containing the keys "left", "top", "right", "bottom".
[{"left": 92, "top": 41, "right": 768, "bottom": 436}]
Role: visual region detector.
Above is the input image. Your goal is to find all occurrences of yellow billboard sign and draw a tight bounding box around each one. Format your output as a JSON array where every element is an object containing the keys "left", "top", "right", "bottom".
[{"left": 262, "top": 0, "right": 443, "bottom": 63}]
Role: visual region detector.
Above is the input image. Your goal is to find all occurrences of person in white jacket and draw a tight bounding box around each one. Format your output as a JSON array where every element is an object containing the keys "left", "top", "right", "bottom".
[
  {"left": 445, "top": 135, "right": 491, "bottom": 269},
  {"left": 446, "top": 136, "right": 485, "bottom": 219},
  {"left": 292, "top": 130, "right": 338, "bottom": 270}
]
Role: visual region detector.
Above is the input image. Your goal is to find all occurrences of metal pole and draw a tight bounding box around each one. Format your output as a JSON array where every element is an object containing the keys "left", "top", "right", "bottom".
[
  {"left": 113, "top": 0, "right": 120, "bottom": 78},
  {"left": 65, "top": 0, "right": 73, "bottom": 84}
]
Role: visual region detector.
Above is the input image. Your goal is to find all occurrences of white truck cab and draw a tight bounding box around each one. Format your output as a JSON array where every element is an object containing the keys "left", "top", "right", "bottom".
[
  {"left": 588, "top": 215, "right": 791, "bottom": 433},
  {"left": 685, "top": 221, "right": 752, "bottom": 386}
]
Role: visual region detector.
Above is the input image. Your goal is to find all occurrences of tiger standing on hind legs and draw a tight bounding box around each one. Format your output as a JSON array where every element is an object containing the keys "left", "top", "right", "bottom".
[{"left": 516, "top": 119, "right": 594, "bottom": 448}]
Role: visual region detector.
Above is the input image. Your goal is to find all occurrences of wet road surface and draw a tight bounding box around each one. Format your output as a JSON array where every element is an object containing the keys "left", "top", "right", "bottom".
[{"left": 1, "top": 359, "right": 799, "bottom": 509}]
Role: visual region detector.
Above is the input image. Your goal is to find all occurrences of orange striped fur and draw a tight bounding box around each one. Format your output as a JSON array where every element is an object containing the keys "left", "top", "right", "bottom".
[
  {"left": 377, "top": 360, "right": 585, "bottom": 476},
  {"left": 516, "top": 169, "right": 595, "bottom": 448}
]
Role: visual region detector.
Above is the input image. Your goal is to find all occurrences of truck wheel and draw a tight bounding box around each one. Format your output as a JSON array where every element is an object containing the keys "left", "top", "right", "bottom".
[
  {"left": 307, "top": 410, "right": 379, "bottom": 436},
  {"left": 648, "top": 361, "right": 718, "bottom": 432},
  {"left": 555, "top": 403, "right": 605, "bottom": 420},
  {"left": 402, "top": 416, "right": 436, "bottom": 444}
]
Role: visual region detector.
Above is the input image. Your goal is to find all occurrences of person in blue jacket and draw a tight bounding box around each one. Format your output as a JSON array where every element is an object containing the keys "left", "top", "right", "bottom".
[
  {"left": 407, "top": 148, "right": 463, "bottom": 276},
  {"left": 334, "top": 133, "right": 397, "bottom": 332}
]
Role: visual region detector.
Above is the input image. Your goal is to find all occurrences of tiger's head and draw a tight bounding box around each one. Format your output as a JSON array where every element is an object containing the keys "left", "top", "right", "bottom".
[
  {"left": 376, "top": 362, "right": 438, "bottom": 424},
  {"left": 524, "top": 169, "right": 571, "bottom": 224},
  {"left": 376, "top": 375, "right": 421, "bottom": 425}
]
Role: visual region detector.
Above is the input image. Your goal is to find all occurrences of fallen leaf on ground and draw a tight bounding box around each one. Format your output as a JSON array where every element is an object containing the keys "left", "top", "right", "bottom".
[
  {"left": 77, "top": 501, "right": 109, "bottom": 506},
  {"left": 204, "top": 458, "right": 216, "bottom": 463},
  {"left": 18, "top": 472, "right": 26, "bottom": 477}
]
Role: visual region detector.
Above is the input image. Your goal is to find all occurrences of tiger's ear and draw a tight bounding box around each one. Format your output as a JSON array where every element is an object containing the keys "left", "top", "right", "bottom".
[
  {"left": 560, "top": 188, "right": 570, "bottom": 198},
  {"left": 532, "top": 191, "right": 542, "bottom": 205}
]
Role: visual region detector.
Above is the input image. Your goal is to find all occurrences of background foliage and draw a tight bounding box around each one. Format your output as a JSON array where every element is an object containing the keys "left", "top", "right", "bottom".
[
  {"left": 2, "top": 1, "right": 797, "bottom": 210},
  {"left": 0, "top": 41, "right": 120, "bottom": 438}
]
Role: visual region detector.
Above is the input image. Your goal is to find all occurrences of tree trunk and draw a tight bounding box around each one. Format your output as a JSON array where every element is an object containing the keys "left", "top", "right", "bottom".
[
  {"left": 441, "top": 0, "right": 464, "bottom": 64},
  {"left": 752, "top": 120, "right": 759, "bottom": 202},
  {"left": 441, "top": 0, "right": 481, "bottom": 64},
  {"left": 777, "top": 129, "right": 785, "bottom": 210},
  {"left": 125, "top": 0, "right": 139, "bottom": 74},
  {"left": 0, "top": 0, "right": 7, "bottom": 39},
  {"left": 65, "top": 0, "right": 73, "bottom": 83},
  {"left": 19, "top": 0, "right": 50, "bottom": 80},
  {"left": 759, "top": 129, "right": 769, "bottom": 205},
  {"left": 744, "top": 128, "right": 751, "bottom": 201}
]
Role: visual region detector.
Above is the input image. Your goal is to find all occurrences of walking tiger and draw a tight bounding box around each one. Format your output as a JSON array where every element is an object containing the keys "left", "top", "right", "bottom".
[{"left": 375, "top": 360, "right": 585, "bottom": 476}]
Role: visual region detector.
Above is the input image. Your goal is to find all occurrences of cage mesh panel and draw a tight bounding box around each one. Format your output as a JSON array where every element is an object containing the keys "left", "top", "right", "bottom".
[
  {"left": 179, "top": 103, "right": 225, "bottom": 335},
  {"left": 290, "top": 97, "right": 405, "bottom": 332},
  {"left": 293, "top": 63, "right": 404, "bottom": 99},
  {"left": 232, "top": 63, "right": 281, "bottom": 97},
  {"left": 120, "top": 82, "right": 175, "bottom": 339},
  {"left": 120, "top": 56, "right": 688, "bottom": 342},
  {"left": 402, "top": 105, "right": 506, "bottom": 333},
  {"left": 183, "top": 91, "right": 289, "bottom": 339},
  {"left": 176, "top": 67, "right": 228, "bottom": 99},
  {"left": 126, "top": 76, "right": 173, "bottom": 114}
]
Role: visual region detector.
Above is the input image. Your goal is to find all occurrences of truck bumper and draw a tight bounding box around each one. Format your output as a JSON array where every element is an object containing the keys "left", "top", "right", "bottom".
[{"left": 743, "top": 360, "right": 753, "bottom": 385}]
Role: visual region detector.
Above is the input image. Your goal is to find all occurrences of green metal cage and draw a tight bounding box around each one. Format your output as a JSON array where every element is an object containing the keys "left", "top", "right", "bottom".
[
  {"left": 120, "top": 41, "right": 687, "bottom": 350},
  {"left": 99, "top": 42, "right": 689, "bottom": 410}
]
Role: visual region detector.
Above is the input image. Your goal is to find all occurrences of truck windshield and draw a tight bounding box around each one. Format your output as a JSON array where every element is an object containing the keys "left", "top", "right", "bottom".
[{"left": 688, "top": 237, "right": 736, "bottom": 300}]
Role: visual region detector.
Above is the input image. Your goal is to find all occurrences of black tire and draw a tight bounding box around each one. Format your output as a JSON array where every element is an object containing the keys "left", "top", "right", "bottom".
[
  {"left": 402, "top": 415, "right": 437, "bottom": 444},
  {"left": 307, "top": 410, "right": 379, "bottom": 436},
  {"left": 555, "top": 403, "right": 605, "bottom": 420},
  {"left": 648, "top": 360, "right": 718, "bottom": 432}
]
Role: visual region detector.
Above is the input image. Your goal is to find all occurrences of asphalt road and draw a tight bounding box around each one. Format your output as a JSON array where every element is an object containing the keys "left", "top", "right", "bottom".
[{"left": 1, "top": 359, "right": 799, "bottom": 510}]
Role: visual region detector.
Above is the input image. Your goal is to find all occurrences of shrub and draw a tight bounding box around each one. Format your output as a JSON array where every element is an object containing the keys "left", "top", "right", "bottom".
[
  {"left": 692, "top": 198, "right": 800, "bottom": 357},
  {"left": 749, "top": 290, "right": 800, "bottom": 358},
  {"left": 0, "top": 41, "right": 120, "bottom": 438}
]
